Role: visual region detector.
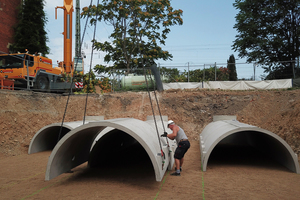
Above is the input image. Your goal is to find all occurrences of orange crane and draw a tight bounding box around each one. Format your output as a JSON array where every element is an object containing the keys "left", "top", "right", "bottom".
[
  {"left": 0, "top": 0, "right": 82, "bottom": 92},
  {"left": 56, "top": 0, "right": 74, "bottom": 75}
]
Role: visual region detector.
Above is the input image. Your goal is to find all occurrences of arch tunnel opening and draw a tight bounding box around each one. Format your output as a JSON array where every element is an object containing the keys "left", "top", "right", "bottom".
[
  {"left": 207, "top": 130, "right": 294, "bottom": 172},
  {"left": 88, "top": 129, "right": 155, "bottom": 178},
  {"left": 29, "top": 126, "right": 71, "bottom": 154}
]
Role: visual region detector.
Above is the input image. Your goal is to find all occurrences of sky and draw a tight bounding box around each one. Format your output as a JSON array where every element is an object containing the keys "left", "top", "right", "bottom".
[{"left": 44, "top": 0, "right": 266, "bottom": 80}]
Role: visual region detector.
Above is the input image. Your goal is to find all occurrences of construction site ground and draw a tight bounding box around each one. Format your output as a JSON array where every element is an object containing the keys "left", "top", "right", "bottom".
[{"left": 0, "top": 88, "right": 300, "bottom": 199}]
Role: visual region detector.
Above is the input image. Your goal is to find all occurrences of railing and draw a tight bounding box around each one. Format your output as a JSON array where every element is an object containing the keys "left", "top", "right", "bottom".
[{"left": 0, "top": 77, "right": 15, "bottom": 90}]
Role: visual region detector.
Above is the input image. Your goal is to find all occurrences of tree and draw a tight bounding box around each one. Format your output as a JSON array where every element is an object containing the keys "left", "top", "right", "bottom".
[
  {"left": 227, "top": 54, "right": 237, "bottom": 81},
  {"left": 159, "top": 66, "right": 230, "bottom": 83},
  {"left": 217, "top": 67, "right": 229, "bottom": 81},
  {"left": 82, "top": 0, "right": 183, "bottom": 73},
  {"left": 159, "top": 66, "right": 181, "bottom": 82},
  {"left": 189, "top": 69, "right": 203, "bottom": 82},
  {"left": 11, "top": 0, "right": 49, "bottom": 56},
  {"left": 232, "top": 0, "right": 300, "bottom": 79}
]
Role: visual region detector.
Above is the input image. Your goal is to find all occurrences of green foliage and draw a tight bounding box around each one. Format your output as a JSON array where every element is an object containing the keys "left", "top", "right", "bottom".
[
  {"left": 72, "top": 71, "right": 84, "bottom": 83},
  {"left": 83, "top": 71, "right": 97, "bottom": 93},
  {"left": 188, "top": 69, "right": 201, "bottom": 82},
  {"left": 60, "top": 72, "right": 72, "bottom": 82},
  {"left": 94, "top": 64, "right": 109, "bottom": 75},
  {"left": 73, "top": 72, "right": 112, "bottom": 94},
  {"left": 200, "top": 67, "right": 229, "bottom": 81},
  {"left": 82, "top": 0, "right": 183, "bottom": 73},
  {"left": 159, "top": 66, "right": 180, "bottom": 82},
  {"left": 217, "top": 67, "right": 230, "bottom": 81},
  {"left": 232, "top": 0, "right": 300, "bottom": 79},
  {"left": 227, "top": 54, "right": 237, "bottom": 81},
  {"left": 11, "top": 0, "right": 49, "bottom": 56},
  {"left": 97, "top": 77, "right": 112, "bottom": 93},
  {"left": 159, "top": 66, "right": 230, "bottom": 82},
  {"left": 175, "top": 72, "right": 188, "bottom": 82},
  {"left": 79, "top": 71, "right": 112, "bottom": 93},
  {"left": 203, "top": 67, "right": 216, "bottom": 81},
  {"left": 93, "top": 64, "right": 126, "bottom": 77}
]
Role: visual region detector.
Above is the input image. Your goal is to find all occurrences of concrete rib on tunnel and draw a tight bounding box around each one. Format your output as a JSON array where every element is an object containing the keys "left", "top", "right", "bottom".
[{"left": 200, "top": 120, "right": 300, "bottom": 174}]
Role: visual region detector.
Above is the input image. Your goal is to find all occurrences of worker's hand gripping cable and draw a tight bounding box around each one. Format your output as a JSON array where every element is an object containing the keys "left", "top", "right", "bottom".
[{"left": 161, "top": 132, "right": 168, "bottom": 137}]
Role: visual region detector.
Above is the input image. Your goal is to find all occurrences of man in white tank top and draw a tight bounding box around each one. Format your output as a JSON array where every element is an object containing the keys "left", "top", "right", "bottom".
[{"left": 163, "top": 120, "right": 190, "bottom": 176}]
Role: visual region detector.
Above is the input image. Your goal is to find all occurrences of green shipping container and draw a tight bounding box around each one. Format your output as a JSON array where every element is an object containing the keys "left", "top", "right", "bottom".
[{"left": 121, "top": 74, "right": 155, "bottom": 89}]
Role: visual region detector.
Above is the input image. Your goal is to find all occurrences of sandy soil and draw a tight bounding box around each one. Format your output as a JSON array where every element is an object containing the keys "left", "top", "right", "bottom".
[{"left": 0, "top": 89, "right": 300, "bottom": 199}]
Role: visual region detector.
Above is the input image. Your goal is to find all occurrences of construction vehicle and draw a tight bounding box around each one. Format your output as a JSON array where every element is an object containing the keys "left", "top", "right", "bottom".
[
  {"left": 0, "top": 52, "right": 70, "bottom": 91},
  {"left": 0, "top": 0, "right": 83, "bottom": 92}
]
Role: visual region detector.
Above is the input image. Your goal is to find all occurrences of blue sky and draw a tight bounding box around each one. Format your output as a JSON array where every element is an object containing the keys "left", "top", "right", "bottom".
[{"left": 44, "top": 0, "right": 266, "bottom": 80}]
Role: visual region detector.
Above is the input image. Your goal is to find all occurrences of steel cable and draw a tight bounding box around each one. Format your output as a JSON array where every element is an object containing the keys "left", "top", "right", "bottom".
[{"left": 57, "top": 0, "right": 95, "bottom": 142}]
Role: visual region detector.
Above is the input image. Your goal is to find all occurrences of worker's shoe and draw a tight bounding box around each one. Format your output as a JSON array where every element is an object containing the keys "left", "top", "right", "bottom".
[
  {"left": 171, "top": 172, "right": 181, "bottom": 176},
  {"left": 175, "top": 167, "right": 182, "bottom": 172}
]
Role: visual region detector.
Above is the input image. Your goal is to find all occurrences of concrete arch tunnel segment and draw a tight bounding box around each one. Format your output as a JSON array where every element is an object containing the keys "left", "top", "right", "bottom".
[
  {"left": 28, "top": 116, "right": 104, "bottom": 154},
  {"left": 45, "top": 118, "right": 176, "bottom": 182},
  {"left": 200, "top": 120, "right": 300, "bottom": 174}
]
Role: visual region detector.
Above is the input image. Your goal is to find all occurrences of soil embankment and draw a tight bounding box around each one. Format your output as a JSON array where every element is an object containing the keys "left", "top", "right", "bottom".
[{"left": 1, "top": 89, "right": 299, "bottom": 158}]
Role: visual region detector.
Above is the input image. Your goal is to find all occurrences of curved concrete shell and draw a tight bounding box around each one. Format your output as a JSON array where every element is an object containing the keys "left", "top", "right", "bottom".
[
  {"left": 200, "top": 120, "right": 300, "bottom": 174},
  {"left": 45, "top": 117, "right": 176, "bottom": 182},
  {"left": 28, "top": 116, "right": 104, "bottom": 154}
]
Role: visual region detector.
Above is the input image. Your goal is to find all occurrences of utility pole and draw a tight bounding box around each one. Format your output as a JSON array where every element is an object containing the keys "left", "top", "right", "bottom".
[
  {"left": 203, "top": 64, "right": 205, "bottom": 89},
  {"left": 253, "top": 63, "right": 256, "bottom": 81},
  {"left": 203, "top": 64, "right": 205, "bottom": 81},
  {"left": 215, "top": 62, "right": 216, "bottom": 81},
  {"left": 188, "top": 62, "right": 189, "bottom": 82}
]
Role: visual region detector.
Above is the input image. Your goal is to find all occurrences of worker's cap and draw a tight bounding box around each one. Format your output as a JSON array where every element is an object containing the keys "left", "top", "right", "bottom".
[{"left": 167, "top": 120, "right": 174, "bottom": 127}]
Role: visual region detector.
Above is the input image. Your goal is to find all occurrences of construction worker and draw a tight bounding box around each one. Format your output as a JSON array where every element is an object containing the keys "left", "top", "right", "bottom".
[{"left": 161, "top": 120, "right": 190, "bottom": 176}]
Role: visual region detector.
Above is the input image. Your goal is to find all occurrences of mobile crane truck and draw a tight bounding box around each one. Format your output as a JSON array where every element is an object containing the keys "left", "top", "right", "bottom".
[{"left": 0, "top": 0, "right": 82, "bottom": 92}]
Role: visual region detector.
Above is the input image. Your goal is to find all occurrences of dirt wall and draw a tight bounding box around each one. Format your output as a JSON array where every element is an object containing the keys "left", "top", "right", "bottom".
[{"left": 0, "top": 89, "right": 299, "bottom": 159}]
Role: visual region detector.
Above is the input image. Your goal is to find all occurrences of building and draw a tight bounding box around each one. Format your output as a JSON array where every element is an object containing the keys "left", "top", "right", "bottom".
[{"left": 0, "top": 0, "right": 21, "bottom": 53}]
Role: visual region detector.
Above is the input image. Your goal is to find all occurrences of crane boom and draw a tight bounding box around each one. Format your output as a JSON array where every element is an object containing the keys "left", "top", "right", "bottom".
[
  {"left": 56, "top": 0, "right": 74, "bottom": 74},
  {"left": 74, "top": 0, "right": 84, "bottom": 73},
  {"left": 75, "top": 0, "right": 81, "bottom": 58}
]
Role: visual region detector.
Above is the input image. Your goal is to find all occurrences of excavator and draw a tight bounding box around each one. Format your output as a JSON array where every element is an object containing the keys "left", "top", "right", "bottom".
[{"left": 0, "top": 0, "right": 83, "bottom": 92}]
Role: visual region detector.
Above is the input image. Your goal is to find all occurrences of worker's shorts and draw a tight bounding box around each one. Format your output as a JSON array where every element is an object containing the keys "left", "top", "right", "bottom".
[{"left": 174, "top": 140, "right": 190, "bottom": 159}]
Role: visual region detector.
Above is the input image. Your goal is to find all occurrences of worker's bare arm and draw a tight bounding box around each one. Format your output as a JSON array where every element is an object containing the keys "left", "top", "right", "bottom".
[{"left": 167, "top": 126, "right": 179, "bottom": 140}]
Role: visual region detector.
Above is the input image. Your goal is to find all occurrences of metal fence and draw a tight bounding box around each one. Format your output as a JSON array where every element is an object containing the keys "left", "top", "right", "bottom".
[
  {"left": 101, "top": 61, "right": 300, "bottom": 91},
  {"left": 157, "top": 61, "right": 300, "bottom": 81}
]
